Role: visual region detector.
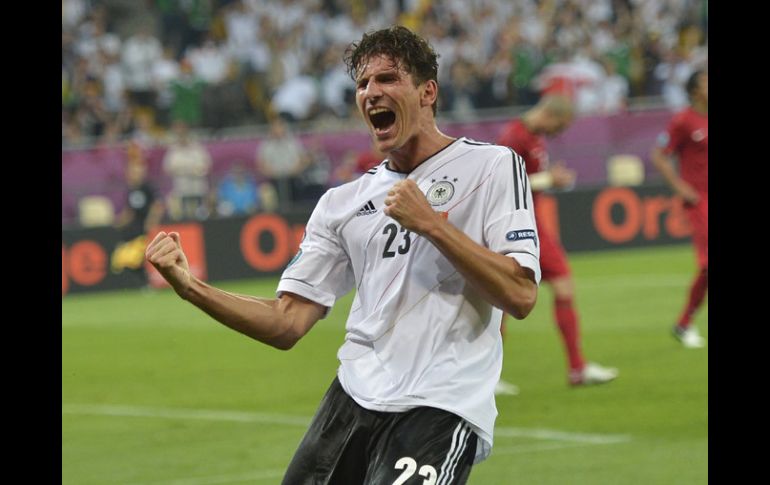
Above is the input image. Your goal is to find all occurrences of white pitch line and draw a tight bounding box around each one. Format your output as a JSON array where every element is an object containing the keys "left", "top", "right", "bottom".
[
  {"left": 63, "top": 404, "right": 631, "bottom": 445},
  {"left": 127, "top": 469, "right": 285, "bottom": 485},
  {"left": 494, "top": 426, "right": 631, "bottom": 444},
  {"left": 492, "top": 441, "right": 612, "bottom": 456},
  {"left": 62, "top": 403, "right": 310, "bottom": 427}
]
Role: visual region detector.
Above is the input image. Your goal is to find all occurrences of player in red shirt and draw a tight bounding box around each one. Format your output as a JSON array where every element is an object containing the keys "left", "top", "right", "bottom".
[
  {"left": 651, "top": 70, "right": 708, "bottom": 349},
  {"left": 496, "top": 95, "right": 618, "bottom": 388}
]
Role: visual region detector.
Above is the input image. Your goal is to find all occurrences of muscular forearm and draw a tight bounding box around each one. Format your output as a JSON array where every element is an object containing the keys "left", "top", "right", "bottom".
[
  {"left": 144, "top": 231, "right": 320, "bottom": 349},
  {"left": 180, "top": 277, "right": 322, "bottom": 350},
  {"left": 424, "top": 218, "right": 537, "bottom": 319}
]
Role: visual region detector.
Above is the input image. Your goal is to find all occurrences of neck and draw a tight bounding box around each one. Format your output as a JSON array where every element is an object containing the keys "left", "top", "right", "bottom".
[
  {"left": 521, "top": 111, "right": 543, "bottom": 135},
  {"left": 387, "top": 123, "right": 455, "bottom": 173},
  {"left": 691, "top": 99, "right": 708, "bottom": 116}
]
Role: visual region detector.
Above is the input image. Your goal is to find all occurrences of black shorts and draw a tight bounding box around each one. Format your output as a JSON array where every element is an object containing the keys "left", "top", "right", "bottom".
[{"left": 282, "top": 377, "right": 477, "bottom": 485}]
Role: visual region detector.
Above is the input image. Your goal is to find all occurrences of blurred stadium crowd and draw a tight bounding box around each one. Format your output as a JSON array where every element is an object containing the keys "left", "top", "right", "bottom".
[{"left": 62, "top": 0, "right": 707, "bottom": 148}]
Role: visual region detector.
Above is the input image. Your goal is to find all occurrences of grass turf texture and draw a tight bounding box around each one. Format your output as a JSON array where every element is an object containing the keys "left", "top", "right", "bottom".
[{"left": 62, "top": 244, "right": 707, "bottom": 484}]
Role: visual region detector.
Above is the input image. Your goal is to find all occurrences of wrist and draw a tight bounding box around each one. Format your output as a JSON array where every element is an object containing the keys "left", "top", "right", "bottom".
[
  {"left": 172, "top": 271, "right": 195, "bottom": 301},
  {"left": 423, "top": 211, "right": 449, "bottom": 242}
]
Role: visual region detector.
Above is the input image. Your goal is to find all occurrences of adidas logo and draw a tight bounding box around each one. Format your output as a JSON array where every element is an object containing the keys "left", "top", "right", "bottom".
[{"left": 356, "top": 200, "right": 377, "bottom": 216}]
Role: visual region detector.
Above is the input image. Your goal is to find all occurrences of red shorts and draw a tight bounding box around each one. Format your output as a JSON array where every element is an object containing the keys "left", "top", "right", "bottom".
[
  {"left": 685, "top": 195, "right": 708, "bottom": 269},
  {"left": 537, "top": 218, "right": 571, "bottom": 281}
]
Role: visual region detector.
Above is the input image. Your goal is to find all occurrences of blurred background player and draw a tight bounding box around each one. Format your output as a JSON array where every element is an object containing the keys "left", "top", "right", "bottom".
[
  {"left": 496, "top": 95, "right": 618, "bottom": 390},
  {"left": 650, "top": 70, "right": 708, "bottom": 348},
  {"left": 112, "top": 142, "right": 164, "bottom": 287}
]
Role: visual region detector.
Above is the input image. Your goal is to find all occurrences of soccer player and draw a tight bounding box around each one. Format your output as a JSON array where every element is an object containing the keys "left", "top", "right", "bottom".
[
  {"left": 651, "top": 70, "right": 708, "bottom": 349},
  {"left": 146, "top": 26, "right": 540, "bottom": 484},
  {"left": 497, "top": 95, "right": 618, "bottom": 387}
]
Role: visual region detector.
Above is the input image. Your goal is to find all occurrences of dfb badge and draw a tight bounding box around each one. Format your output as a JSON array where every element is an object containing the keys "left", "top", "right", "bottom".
[{"left": 426, "top": 180, "right": 455, "bottom": 206}]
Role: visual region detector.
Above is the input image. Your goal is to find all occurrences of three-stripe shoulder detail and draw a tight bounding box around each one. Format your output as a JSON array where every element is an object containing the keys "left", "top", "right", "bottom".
[
  {"left": 461, "top": 138, "right": 492, "bottom": 146},
  {"left": 506, "top": 148, "right": 529, "bottom": 210}
]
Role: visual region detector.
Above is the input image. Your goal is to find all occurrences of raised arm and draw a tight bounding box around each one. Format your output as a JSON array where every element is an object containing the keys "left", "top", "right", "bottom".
[
  {"left": 145, "top": 231, "right": 325, "bottom": 350},
  {"left": 383, "top": 180, "right": 537, "bottom": 319}
]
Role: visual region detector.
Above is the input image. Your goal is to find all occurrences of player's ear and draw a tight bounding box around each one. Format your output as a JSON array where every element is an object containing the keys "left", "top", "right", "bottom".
[{"left": 421, "top": 80, "right": 438, "bottom": 110}]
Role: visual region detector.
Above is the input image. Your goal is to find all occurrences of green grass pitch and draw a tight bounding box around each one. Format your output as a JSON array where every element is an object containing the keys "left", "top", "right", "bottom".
[{"left": 62, "top": 244, "right": 707, "bottom": 484}]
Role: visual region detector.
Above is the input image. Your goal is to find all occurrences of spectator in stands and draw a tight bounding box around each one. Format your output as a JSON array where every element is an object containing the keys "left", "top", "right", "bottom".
[
  {"left": 101, "top": 47, "right": 127, "bottom": 116},
  {"left": 156, "top": 0, "right": 188, "bottom": 60},
  {"left": 215, "top": 162, "right": 261, "bottom": 218},
  {"left": 654, "top": 49, "right": 694, "bottom": 111},
  {"left": 271, "top": 66, "right": 321, "bottom": 122},
  {"left": 121, "top": 25, "right": 163, "bottom": 109},
  {"left": 62, "top": 112, "right": 86, "bottom": 147},
  {"left": 152, "top": 46, "right": 181, "bottom": 127},
  {"left": 197, "top": 47, "right": 251, "bottom": 132},
  {"left": 62, "top": 0, "right": 708, "bottom": 132},
  {"left": 295, "top": 137, "right": 332, "bottom": 204},
  {"left": 598, "top": 56, "right": 629, "bottom": 114},
  {"left": 163, "top": 120, "right": 213, "bottom": 220},
  {"left": 75, "top": 7, "right": 121, "bottom": 64},
  {"left": 442, "top": 59, "right": 480, "bottom": 119},
  {"left": 255, "top": 117, "right": 310, "bottom": 207},
  {"left": 319, "top": 46, "right": 356, "bottom": 118},
  {"left": 62, "top": 0, "right": 88, "bottom": 31},
  {"left": 187, "top": 35, "right": 232, "bottom": 86},
  {"left": 75, "top": 76, "right": 110, "bottom": 139},
  {"left": 170, "top": 59, "right": 206, "bottom": 127},
  {"left": 127, "top": 108, "right": 166, "bottom": 147},
  {"left": 222, "top": 0, "right": 260, "bottom": 69}
]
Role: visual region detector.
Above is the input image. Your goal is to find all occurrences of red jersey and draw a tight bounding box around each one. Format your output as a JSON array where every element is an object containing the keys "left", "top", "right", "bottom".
[
  {"left": 660, "top": 107, "right": 708, "bottom": 194},
  {"left": 497, "top": 119, "right": 549, "bottom": 179},
  {"left": 497, "top": 120, "right": 570, "bottom": 279}
]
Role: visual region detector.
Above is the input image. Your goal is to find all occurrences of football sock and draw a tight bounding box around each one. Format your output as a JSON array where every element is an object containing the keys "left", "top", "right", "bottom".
[
  {"left": 554, "top": 297, "right": 585, "bottom": 372},
  {"left": 676, "top": 268, "right": 708, "bottom": 328}
]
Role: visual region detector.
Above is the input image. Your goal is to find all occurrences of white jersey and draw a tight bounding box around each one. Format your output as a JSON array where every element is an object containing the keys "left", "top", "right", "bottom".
[{"left": 277, "top": 137, "right": 540, "bottom": 463}]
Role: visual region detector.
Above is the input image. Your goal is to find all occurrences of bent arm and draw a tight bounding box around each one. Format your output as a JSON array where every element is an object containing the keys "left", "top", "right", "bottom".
[
  {"left": 146, "top": 231, "right": 325, "bottom": 350},
  {"left": 181, "top": 282, "right": 325, "bottom": 350},
  {"left": 650, "top": 146, "right": 699, "bottom": 203},
  {"left": 424, "top": 218, "right": 537, "bottom": 319},
  {"left": 384, "top": 181, "right": 537, "bottom": 319}
]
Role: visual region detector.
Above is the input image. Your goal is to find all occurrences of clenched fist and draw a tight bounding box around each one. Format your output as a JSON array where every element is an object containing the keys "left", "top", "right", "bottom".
[
  {"left": 383, "top": 179, "right": 443, "bottom": 235},
  {"left": 145, "top": 231, "right": 192, "bottom": 297}
]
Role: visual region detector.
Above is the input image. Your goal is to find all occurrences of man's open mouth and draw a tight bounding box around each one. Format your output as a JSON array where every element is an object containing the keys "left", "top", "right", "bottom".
[{"left": 369, "top": 107, "right": 396, "bottom": 133}]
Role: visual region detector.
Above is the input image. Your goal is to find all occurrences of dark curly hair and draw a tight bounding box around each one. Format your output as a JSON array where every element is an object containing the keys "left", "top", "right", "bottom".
[
  {"left": 686, "top": 70, "right": 706, "bottom": 99},
  {"left": 344, "top": 25, "right": 440, "bottom": 114}
]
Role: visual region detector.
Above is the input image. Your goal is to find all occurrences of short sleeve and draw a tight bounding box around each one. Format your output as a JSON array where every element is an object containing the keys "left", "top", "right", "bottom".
[
  {"left": 661, "top": 114, "right": 684, "bottom": 156},
  {"left": 483, "top": 149, "right": 541, "bottom": 284},
  {"left": 276, "top": 192, "right": 355, "bottom": 315}
]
